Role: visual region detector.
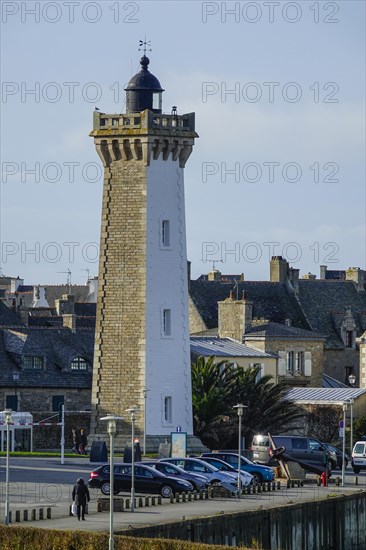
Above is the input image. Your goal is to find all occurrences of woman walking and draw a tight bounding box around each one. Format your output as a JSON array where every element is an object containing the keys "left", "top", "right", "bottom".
[{"left": 72, "top": 478, "right": 90, "bottom": 521}]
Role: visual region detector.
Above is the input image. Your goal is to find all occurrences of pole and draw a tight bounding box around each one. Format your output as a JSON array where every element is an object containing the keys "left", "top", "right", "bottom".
[
  {"left": 109, "top": 431, "right": 114, "bottom": 550},
  {"left": 143, "top": 389, "right": 147, "bottom": 456},
  {"left": 60, "top": 404, "right": 65, "bottom": 465},
  {"left": 349, "top": 399, "right": 354, "bottom": 456},
  {"left": 131, "top": 412, "right": 135, "bottom": 512},
  {"left": 5, "top": 419, "right": 10, "bottom": 525},
  {"left": 238, "top": 412, "right": 242, "bottom": 497},
  {"left": 341, "top": 403, "right": 347, "bottom": 487}
]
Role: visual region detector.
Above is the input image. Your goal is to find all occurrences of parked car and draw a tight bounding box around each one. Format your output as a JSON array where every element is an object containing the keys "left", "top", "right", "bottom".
[
  {"left": 198, "top": 456, "right": 253, "bottom": 487},
  {"left": 322, "top": 443, "right": 349, "bottom": 469},
  {"left": 159, "top": 457, "right": 239, "bottom": 491},
  {"left": 351, "top": 441, "right": 366, "bottom": 473},
  {"left": 200, "top": 452, "right": 275, "bottom": 483},
  {"left": 140, "top": 460, "right": 209, "bottom": 491},
  {"left": 251, "top": 435, "right": 275, "bottom": 465},
  {"left": 88, "top": 463, "right": 193, "bottom": 498}
]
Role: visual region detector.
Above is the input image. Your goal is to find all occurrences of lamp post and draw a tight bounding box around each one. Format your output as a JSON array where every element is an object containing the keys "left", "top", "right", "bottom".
[
  {"left": 142, "top": 388, "right": 148, "bottom": 456},
  {"left": 348, "top": 374, "right": 356, "bottom": 456},
  {"left": 126, "top": 407, "right": 138, "bottom": 512},
  {"left": 12, "top": 371, "right": 19, "bottom": 411},
  {"left": 341, "top": 402, "right": 347, "bottom": 487},
  {"left": 4, "top": 409, "right": 12, "bottom": 525},
  {"left": 233, "top": 404, "right": 247, "bottom": 498},
  {"left": 100, "top": 415, "right": 122, "bottom": 550}
]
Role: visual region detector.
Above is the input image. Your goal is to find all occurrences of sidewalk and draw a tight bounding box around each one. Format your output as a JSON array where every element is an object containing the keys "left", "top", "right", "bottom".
[{"left": 9, "top": 479, "right": 366, "bottom": 534}]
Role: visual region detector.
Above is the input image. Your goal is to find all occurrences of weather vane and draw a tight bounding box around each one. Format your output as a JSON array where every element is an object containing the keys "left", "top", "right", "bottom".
[{"left": 139, "top": 38, "right": 151, "bottom": 56}]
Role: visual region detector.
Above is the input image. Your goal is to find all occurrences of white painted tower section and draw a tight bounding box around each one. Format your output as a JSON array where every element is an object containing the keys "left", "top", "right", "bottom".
[{"left": 145, "top": 158, "right": 192, "bottom": 435}]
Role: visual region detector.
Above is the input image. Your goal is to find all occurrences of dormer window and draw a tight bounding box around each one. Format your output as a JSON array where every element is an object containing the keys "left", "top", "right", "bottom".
[
  {"left": 71, "top": 357, "right": 88, "bottom": 371},
  {"left": 345, "top": 330, "right": 354, "bottom": 348},
  {"left": 22, "top": 355, "right": 44, "bottom": 369}
]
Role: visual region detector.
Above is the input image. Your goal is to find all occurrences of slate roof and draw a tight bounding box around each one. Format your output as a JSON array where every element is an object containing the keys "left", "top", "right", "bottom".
[
  {"left": 189, "top": 280, "right": 310, "bottom": 330},
  {"left": 244, "top": 322, "right": 325, "bottom": 340},
  {"left": 323, "top": 374, "right": 348, "bottom": 388},
  {"left": 0, "top": 327, "right": 94, "bottom": 389},
  {"left": 0, "top": 302, "right": 24, "bottom": 328},
  {"left": 190, "top": 337, "right": 276, "bottom": 358},
  {"left": 44, "top": 285, "right": 91, "bottom": 307},
  {"left": 298, "top": 280, "right": 366, "bottom": 349}
]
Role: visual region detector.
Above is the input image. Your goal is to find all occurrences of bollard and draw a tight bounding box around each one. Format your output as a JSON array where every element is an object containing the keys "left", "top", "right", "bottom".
[
  {"left": 355, "top": 477, "right": 358, "bottom": 486},
  {"left": 257, "top": 484, "right": 262, "bottom": 493},
  {"left": 170, "top": 494, "right": 174, "bottom": 504},
  {"left": 8, "top": 511, "right": 12, "bottom": 524},
  {"left": 158, "top": 495, "right": 162, "bottom": 505},
  {"left": 138, "top": 497, "right": 143, "bottom": 508},
  {"left": 23, "top": 510, "right": 28, "bottom": 521},
  {"left": 272, "top": 482, "right": 276, "bottom": 491},
  {"left": 277, "top": 481, "right": 281, "bottom": 490},
  {"left": 125, "top": 498, "right": 130, "bottom": 509},
  {"left": 151, "top": 496, "right": 156, "bottom": 506},
  {"left": 287, "top": 480, "right": 291, "bottom": 489},
  {"left": 182, "top": 492, "right": 186, "bottom": 502},
  {"left": 39, "top": 508, "right": 44, "bottom": 520},
  {"left": 193, "top": 490, "right": 198, "bottom": 501},
  {"left": 47, "top": 508, "right": 52, "bottom": 519},
  {"left": 267, "top": 482, "right": 271, "bottom": 492},
  {"left": 31, "top": 509, "right": 36, "bottom": 521},
  {"left": 188, "top": 491, "right": 192, "bottom": 501},
  {"left": 199, "top": 491, "right": 204, "bottom": 500},
  {"left": 175, "top": 494, "right": 180, "bottom": 504},
  {"left": 15, "top": 511, "right": 20, "bottom": 523},
  {"left": 145, "top": 496, "right": 150, "bottom": 507},
  {"left": 204, "top": 489, "right": 209, "bottom": 500}
]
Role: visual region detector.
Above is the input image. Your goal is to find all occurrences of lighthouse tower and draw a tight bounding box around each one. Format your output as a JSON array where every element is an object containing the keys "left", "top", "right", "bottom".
[{"left": 90, "top": 53, "right": 198, "bottom": 448}]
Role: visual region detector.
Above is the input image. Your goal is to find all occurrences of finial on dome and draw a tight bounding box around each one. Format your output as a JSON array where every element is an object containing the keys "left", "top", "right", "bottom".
[{"left": 139, "top": 37, "right": 151, "bottom": 57}]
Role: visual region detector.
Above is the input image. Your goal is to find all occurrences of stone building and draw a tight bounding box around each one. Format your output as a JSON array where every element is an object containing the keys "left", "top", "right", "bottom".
[
  {"left": 189, "top": 257, "right": 366, "bottom": 387},
  {"left": 89, "top": 53, "right": 198, "bottom": 449}
]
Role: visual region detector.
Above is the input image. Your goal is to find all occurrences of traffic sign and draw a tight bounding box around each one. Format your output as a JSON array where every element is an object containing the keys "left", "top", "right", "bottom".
[{"left": 339, "top": 420, "right": 344, "bottom": 428}]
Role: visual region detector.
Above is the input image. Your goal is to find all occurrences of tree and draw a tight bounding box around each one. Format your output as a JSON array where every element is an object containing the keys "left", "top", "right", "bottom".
[{"left": 191, "top": 357, "right": 303, "bottom": 449}]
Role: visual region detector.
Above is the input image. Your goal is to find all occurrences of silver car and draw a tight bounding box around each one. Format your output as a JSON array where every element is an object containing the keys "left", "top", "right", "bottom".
[
  {"left": 159, "top": 457, "right": 240, "bottom": 491},
  {"left": 140, "top": 460, "right": 209, "bottom": 491}
]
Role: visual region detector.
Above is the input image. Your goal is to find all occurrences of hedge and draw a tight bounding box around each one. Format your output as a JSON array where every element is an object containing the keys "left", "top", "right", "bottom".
[{"left": 0, "top": 526, "right": 253, "bottom": 550}]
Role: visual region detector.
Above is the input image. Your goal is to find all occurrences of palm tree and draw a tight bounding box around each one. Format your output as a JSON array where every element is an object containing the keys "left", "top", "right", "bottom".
[
  {"left": 191, "top": 356, "right": 237, "bottom": 448},
  {"left": 191, "top": 358, "right": 303, "bottom": 449}
]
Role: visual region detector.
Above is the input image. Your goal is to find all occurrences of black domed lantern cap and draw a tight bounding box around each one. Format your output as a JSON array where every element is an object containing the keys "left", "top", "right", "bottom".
[{"left": 124, "top": 55, "right": 164, "bottom": 114}]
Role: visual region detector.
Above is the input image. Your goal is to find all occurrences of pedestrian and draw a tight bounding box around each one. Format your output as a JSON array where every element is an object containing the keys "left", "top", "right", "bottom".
[
  {"left": 71, "top": 428, "right": 81, "bottom": 454},
  {"left": 79, "top": 429, "right": 88, "bottom": 455},
  {"left": 72, "top": 478, "right": 90, "bottom": 521}
]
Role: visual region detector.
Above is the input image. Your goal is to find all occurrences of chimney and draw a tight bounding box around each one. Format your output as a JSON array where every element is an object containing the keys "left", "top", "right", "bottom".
[
  {"left": 19, "top": 305, "right": 29, "bottom": 326},
  {"left": 270, "top": 256, "right": 288, "bottom": 283},
  {"left": 55, "top": 294, "right": 75, "bottom": 315},
  {"left": 302, "top": 272, "right": 316, "bottom": 280},
  {"left": 11, "top": 276, "right": 24, "bottom": 294},
  {"left": 346, "top": 267, "right": 365, "bottom": 292},
  {"left": 88, "top": 277, "right": 99, "bottom": 303},
  {"left": 218, "top": 291, "right": 252, "bottom": 341},
  {"left": 63, "top": 313, "right": 77, "bottom": 333},
  {"left": 320, "top": 265, "right": 327, "bottom": 279},
  {"left": 32, "top": 286, "right": 49, "bottom": 308},
  {"left": 288, "top": 268, "right": 300, "bottom": 296},
  {"left": 208, "top": 269, "right": 221, "bottom": 281}
]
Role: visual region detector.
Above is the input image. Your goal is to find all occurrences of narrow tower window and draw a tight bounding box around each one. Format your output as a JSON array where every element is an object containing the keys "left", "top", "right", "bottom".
[
  {"left": 164, "top": 396, "right": 172, "bottom": 423},
  {"left": 163, "top": 309, "right": 171, "bottom": 336},
  {"left": 161, "top": 220, "right": 170, "bottom": 247}
]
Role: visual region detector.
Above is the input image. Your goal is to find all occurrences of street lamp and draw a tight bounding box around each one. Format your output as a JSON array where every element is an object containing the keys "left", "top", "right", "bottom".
[
  {"left": 142, "top": 388, "right": 148, "bottom": 456},
  {"left": 341, "top": 402, "right": 347, "bottom": 487},
  {"left": 348, "top": 373, "right": 356, "bottom": 387},
  {"left": 12, "top": 371, "right": 19, "bottom": 411},
  {"left": 100, "top": 414, "right": 122, "bottom": 550},
  {"left": 4, "top": 409, "right": 12, "bottom": 525},
  {"left": 348, "top": 374, "right": 356, "bottom": 456},
  {"left": 233, "top": 403, "right": 247, "bottom": 498},
  {"left": 126, "top": 407, "right": 138, "bottom": 512}
]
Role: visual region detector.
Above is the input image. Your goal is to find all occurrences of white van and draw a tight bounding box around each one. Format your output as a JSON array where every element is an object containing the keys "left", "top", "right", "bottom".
[{"left": 351, "top": 441, "right": 366, "bottom": 473}]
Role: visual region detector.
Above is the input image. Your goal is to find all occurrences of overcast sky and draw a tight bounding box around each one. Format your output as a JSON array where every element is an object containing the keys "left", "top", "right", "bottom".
[{"left": 1, "top": 0, "right": 365, "bottom": 284}]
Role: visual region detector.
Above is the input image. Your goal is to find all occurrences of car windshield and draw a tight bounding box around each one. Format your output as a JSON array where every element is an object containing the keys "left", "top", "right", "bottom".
[{"left": 354, "top": 443, "right": 365, "bottom": 454}]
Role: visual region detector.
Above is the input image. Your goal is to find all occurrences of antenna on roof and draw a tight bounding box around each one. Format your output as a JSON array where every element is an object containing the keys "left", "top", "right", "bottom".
[
  {"left": 81, "top": 268, "right": 90, "bottom": 285},
  {"left": 233, "top": 279, "right": 239, "bottom": 300},
  {"left": 57, "top": 269, "right": 72, "bottom": 293},
  {"left": 211, "top": 260, "right": 223, "bottom": 270}
]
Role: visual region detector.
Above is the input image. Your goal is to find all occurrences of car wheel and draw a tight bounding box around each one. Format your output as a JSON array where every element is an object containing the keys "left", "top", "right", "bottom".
[
  {"left": 210, "top": 479, "right": 221, "bottom": 485},
  {"left": 160, "top": 484, "right": 174, "bottom": 498},
  {"left": 101, "top": 482, "right": 111, "bottom": 495},
  {"left": 353, "top": 467, "right": 361, "bottom": 474},
  {"left": 252, "top": 473, "right": 263, "bottom": 484}
]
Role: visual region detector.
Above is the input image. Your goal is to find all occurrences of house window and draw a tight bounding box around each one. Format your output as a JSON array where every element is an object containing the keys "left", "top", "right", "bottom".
[
  {"left": 161, "top": 220, "right": 170, "bottom": 247},
  {"left": 52, "top": 395, "right": 64, "bottom": 413},
  {"left": 163, "top": 309, "right": 171, "bottom": 336},
  {"left": 22, "top": 356, "right": 44, "bottom": 369},
  {"left": 345, "top": 331, "right": 354, "bottom": 348},
  {"left": 164, "top": 396, "right": 172, "bottom": 423},
  {"left": 71, "top": 357, "right": 88, "bottom": 371},
  {"left": 6, "top": 395, "right": 18, "bottom": 411},
  {"left": 295, "top": 352, "right": 304, "bottom": 375},
  {"left": 286, "top": 352, "right": 294, "bottom": 374}
]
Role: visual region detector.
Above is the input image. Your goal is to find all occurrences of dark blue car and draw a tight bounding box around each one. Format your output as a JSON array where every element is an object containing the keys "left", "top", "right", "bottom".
[{"left": 200, "top": 452, "right": 275, "bottom": 483}]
